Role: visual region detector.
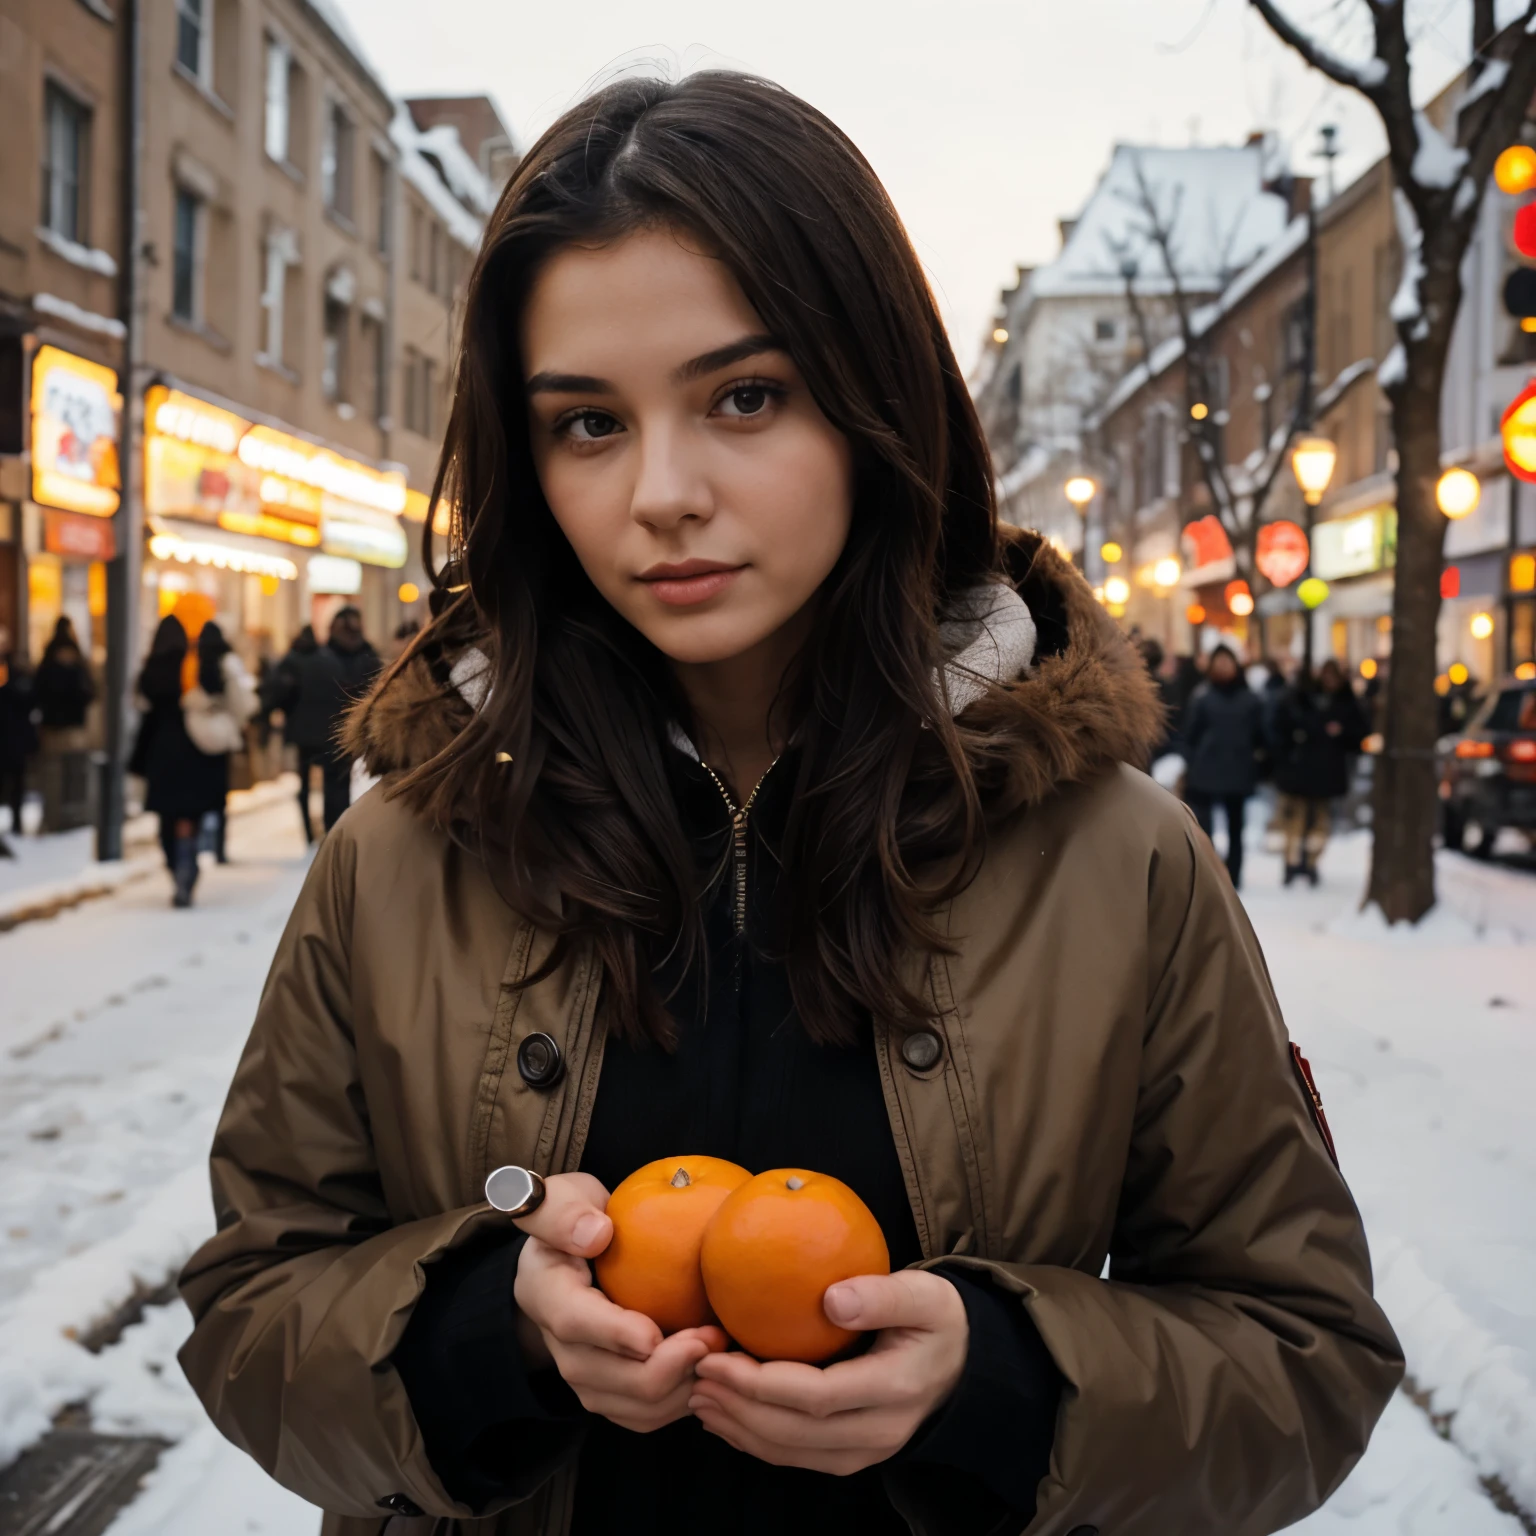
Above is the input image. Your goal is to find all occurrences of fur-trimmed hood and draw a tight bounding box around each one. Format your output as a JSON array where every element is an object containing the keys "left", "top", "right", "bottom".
[{"left": 342, "top": 528, "right": 1164, "bottom": 808}]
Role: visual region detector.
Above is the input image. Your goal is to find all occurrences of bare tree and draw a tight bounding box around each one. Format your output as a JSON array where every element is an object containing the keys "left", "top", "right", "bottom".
[
  {"left": 1114, "top": 153, "right": 1373, "bottom": 593},
  {"left": 1250, "top": 2, "right": 1536, "bottom": 923}
]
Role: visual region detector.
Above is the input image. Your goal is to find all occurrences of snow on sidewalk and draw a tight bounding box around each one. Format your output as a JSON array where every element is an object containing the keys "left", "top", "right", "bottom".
[
  {"left": 0, "top": 796, "right": 312, "bottom": 1474},
  {"left": 1239, "top": 826, "right": 1536, "bottom": 1518}
]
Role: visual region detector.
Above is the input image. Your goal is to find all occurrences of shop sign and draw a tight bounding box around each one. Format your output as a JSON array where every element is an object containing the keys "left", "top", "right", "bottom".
[
  {"left": 31, "top": 346, "right": 121, "bottom": 518},
  {"left": 44, "top": 507, "right": 117, "bottom": 561},
  {"left": 1311, "top": 507, "right": 1397, "bottom": 581},
  {"left": 307, "top": 554, "right": 363, "bottom": 595},
  {"left": 321, "top": 506, "right": 408, "bottom": 568},
  {"left": 1255, "top": 521, "right": 1309, "bottom": 588},
  {"left": 144, "top": 384, "right": 409, "bottom": 565},
  {"left": 1181, "top": 515, "right": 1234, "bottom": 572}
]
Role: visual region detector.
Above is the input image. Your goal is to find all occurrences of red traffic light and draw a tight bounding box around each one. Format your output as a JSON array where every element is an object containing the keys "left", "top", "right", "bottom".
[{"left": 1516, "top": 204, "right": 1536, "bottom": 259}]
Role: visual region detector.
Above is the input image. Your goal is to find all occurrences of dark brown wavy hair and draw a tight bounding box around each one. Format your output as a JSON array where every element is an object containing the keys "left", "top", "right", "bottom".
[{"left": 394, "top": 71, "right": 1016, "bottom": 1046}]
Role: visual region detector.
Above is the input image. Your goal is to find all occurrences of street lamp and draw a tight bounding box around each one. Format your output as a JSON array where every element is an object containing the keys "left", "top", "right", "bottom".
[
  {"left": 1290, "top": 435, "right": 1339, "bottom": 506},
  {"left": 1064, "top": 476, "right": 1096, "bottom": 508},
  {"left": 1103, "top": 575, "right": 1131, "bottom": 606},
  {"left": 1152, "top": 556, "right": 1181, "bottom": 590},
  {"left": 1436, "top": 467, "right": 1481, "bottom": 520},
  {"left": 1100, "top": 540, "right": 1123, "bottom": 563},
  {"left": 1470, "top": 611, "right": 1495, "bottom": 640}
]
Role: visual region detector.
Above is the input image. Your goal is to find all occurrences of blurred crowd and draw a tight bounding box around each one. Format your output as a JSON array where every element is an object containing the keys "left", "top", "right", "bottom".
[
  {"left": 0, "top": 606, "right": 421, "bottom": 900},
  {"left": 1136, "top": 632, "right": 1485, "bottom": 891}
]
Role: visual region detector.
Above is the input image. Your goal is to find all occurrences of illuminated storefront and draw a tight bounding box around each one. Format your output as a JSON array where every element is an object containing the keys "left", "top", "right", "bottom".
[
  {"left": 25, "top": 346, "right": 123, "bottom": 663},
  {"left": 141, "top": 381, "right": 411, "bottom": 653}
]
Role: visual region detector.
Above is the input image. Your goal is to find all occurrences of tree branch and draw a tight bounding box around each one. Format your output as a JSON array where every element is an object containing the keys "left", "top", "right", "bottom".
[{"left": 1246, "top": 0, "right": 1387, "bottom": 95}]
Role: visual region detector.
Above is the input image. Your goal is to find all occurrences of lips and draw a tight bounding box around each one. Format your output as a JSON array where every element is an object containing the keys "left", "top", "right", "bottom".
[{"left": 637, "top": 560, "right": 746, "bottom": 608}]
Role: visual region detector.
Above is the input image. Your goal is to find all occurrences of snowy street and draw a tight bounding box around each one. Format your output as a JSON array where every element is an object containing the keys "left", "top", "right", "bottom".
[{"left": 0, "top": 800, "right": 1533, "bottom": 1534}]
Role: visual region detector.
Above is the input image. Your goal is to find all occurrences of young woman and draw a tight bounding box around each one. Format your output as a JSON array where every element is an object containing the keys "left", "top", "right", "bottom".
[{"left": 179, "top": 73, "right": 1401, "bottom": 1536}]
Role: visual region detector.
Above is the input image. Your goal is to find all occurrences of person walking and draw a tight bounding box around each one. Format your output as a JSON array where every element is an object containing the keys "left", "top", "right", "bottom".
[
  {"left": 1182, "top": 644, "right": 1266, "bottom": 889},
  {"left": 261, "top": 624, "right": 320, "bottom": 840},
  {"left": 134, "top": 616, "right": 230, "bottom": 906},
  {"left": 181, "top": 621, "right": 259, "bottom": 864},
  {"left": 178, "top": 74, "right": 1399, "bottom": 1536},
  {"left": 0, "top": 625, "right": 37, "bottom": 855},
  {"left": 33, "top": 615, "right": 97, "bottom": 829},
  {"left": 287, "top": 607, "right": 380, "bottom": 835},
  {"left": 1270, "top": 659, "right": 1368, "bottom": 886}
]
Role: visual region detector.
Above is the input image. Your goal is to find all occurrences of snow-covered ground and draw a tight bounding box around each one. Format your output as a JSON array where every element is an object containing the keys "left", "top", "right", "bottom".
[{"left": 0, "top": 794, "right": 1531, "bottom": 1534}]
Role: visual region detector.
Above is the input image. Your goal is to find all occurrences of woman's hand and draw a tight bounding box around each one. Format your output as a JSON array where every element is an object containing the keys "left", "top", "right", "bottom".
[
  {"left": 688, "top": 1270, "right": 968, "bottom": 1474},
  {"left": 511, "top": 1172, "right": 727, "bottom": 1433}
]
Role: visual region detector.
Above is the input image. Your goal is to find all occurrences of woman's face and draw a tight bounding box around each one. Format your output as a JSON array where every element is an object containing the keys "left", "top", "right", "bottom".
[{"left": 522, "top": 227, "right": 854, "bottom": 667}]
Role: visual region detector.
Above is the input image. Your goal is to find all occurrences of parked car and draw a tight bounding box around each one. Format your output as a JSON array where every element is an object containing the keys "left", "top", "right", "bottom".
[{"left": 1439, "top": 678, "right": 1536, "bottom": 857}]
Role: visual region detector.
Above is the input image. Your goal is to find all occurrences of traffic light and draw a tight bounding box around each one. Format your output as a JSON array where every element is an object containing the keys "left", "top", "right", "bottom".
[
  {"left": 1506, "top": 268, "right": 1536, "bottom": 331},
  {"left": 1502, "top": 377, "right": 1536, "bottom": 481}
]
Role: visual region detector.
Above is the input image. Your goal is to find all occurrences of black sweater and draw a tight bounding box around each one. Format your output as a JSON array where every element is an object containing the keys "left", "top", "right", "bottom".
[{"left": 394, "top": 751, "right": 1062, "bottom": 1534}]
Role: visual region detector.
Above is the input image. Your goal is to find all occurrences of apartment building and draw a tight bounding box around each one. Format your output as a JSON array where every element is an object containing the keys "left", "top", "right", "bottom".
[
  {"left": 0, "top": 0, "right": 128, "bottom": 668},
  {"left": 1, "top": 0, "right": 512, "bottom": 693}
]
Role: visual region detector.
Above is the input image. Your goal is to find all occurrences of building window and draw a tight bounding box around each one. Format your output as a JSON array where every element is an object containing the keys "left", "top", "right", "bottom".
[
  {"left": 361, "top": 314, "right": 386, "bottom": 423},
  {"left": 403, "top": 348, "right": 436, "bottom": 436},
  {"left": 1094, "top": 317, "right": 1116, "bottom": 342},
  {"left": 259, "top": 229, "right": 296, "bottom": 365},
  {"left": 172, "top": 186, "right": 203, "bottom": 322},
  {"left": 428, "top": 221, "right": 442, "bottom": 295},
  {"left": 264, "top": 36, "right": 291, "bottom": 163},
  {"left": 177, "top": 0, "right": 210, "bottom": 82},
  {"left": 322, "top": 100, "right": 355, "bottom": 219},
  {"left": 322, "top": 297, "right": 349, "bottom": 403},
  {"left": 41, "top": 83, "right": 91, "bottom": 244},
  {"left": 371, "top": 151, "right": 391, "bottom": 256}
]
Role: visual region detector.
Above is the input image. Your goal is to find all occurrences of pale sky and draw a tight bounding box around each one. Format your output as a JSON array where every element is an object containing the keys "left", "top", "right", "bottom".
[{"left": 330, "top": 0, "right": 1486, "bottom": 370}]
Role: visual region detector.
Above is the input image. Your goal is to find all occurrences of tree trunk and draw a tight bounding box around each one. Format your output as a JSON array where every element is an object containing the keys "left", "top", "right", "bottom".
[{"left": 1366, "top": 372, "right": 1447, "bottom": 922}]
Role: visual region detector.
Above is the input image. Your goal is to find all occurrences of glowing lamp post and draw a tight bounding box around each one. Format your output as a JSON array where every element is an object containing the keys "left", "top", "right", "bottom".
[
  {"left": 1435, "top": 468, "right": 1480, "bottom": 520},
  {"left": 1100, "top": 541, "right": 1123, "bottom": 564},
  {"left": 1290, "top": 435, "right": 1338, "bottom": 506},
  {"left": 1225, "top": 579, "right": 1255, "bottom": 619},
  {"left": 1064, "top": 476, "right": 1096, "bottom": 509},
  {"left": 1152, "top": 557, "right": 1181, "bottom": 590}
]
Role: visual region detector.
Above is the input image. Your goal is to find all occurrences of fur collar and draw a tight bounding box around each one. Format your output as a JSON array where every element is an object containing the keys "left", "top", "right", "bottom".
[{"left": 342, "top": 529, "right": 1164, "bottom": 809}]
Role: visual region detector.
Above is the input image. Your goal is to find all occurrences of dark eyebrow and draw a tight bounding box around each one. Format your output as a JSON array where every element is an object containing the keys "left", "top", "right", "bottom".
[
  {"left": 525, "top": 370, "right": 613, "bottom": 396},
  {"left": 524, "top": 333, "right": 783, "bottom": 397},
  {"left": 673, "top": 333, "right": 782, "bottom": 383}
]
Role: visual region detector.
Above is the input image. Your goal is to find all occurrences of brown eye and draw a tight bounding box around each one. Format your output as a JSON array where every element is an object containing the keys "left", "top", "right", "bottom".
[
  {"left": 716, "top": 382, "right": 781, "bottom": 419},
  {"left": 566, "top": 411, "right": 622, "bottom": 441}
]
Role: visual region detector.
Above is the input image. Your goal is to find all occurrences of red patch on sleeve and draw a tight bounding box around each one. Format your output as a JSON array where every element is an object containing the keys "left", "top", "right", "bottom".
[{"left": 1290, "top": 1043, "right": 1339, "bottom": 1169}]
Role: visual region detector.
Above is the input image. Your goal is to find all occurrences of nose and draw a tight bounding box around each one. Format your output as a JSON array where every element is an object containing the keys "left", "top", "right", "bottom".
[{"left": 629, "top": 420, "right": 714, "bottom": 533}]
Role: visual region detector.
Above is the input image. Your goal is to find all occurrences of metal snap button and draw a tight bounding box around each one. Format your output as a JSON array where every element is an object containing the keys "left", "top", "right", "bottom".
[
  {"left": 378, "top": 1493, "right": 424, "bottom": 1516},
  {"left": 900, "top": 1029, "right": 943, "bottom": 1071},
  {"left": 517, "top": 1031, "right": 565, "bottom": 1089}
]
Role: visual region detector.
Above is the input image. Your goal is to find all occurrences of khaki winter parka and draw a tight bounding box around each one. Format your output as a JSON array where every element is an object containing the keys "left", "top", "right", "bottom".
[{"left": 178, "top": 537, "right": 1403, "bottom": 1536}]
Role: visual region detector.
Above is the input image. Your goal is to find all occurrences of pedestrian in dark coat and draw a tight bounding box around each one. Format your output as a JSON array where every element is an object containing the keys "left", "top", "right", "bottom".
[
  {"left": 1269, "top": 660, "right": 1368, "bottom": 885},
  {"left": 289, "top": 607, "right": 380, "bottom": 835},
  {"left": 32, "top": 616, "right": 96, "bottom": 744},
  {"left": 0, "top": 629, "right": 37, "bottom": 855},
  {"left": 1182, "top": 644, "right": 1265, "bottom": 887},
  {"left": 135, "top": 615, "right": 228, "bottom": 906}
]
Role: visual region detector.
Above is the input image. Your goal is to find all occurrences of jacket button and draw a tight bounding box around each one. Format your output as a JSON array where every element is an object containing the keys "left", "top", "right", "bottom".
[
  {"left": 517, "top": 1031, "right": 565, "bottom": 1089},
  {"left": 378, "top": 1493, "right": 424, "bottom": 1516},
  {"left": 900, "top": 1029, "right": 943, "bottom": 1071}
]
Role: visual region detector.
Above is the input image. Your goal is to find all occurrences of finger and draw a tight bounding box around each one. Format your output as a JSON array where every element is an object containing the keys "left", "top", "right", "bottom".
[
  {"left": 696, "top": 1347, "right": 920, "bottom": 1417},
  {"left": 547, "top": 1277, "right": 663, "bottom": 1359},
  {"left": 823, "top": 1269, "right": 959, "bottom": 1334},
  {"left": 689, "top": 1382, "right": 911, "bottom": 1453},
  {"left": 513, "top": 1172, "right": 613, "bottom": 1257},
  {"left": 560, "top": 1330, "right": 716, "bottom": 1408},
  {"left": 692, "top": 1402, "right": 884, "bottom": 1473}
]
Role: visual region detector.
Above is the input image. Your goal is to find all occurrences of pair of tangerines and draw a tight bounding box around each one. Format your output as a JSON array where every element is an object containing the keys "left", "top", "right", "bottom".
[{"left": 593, "top": 1156, "right": 890, "bottom": 1364}]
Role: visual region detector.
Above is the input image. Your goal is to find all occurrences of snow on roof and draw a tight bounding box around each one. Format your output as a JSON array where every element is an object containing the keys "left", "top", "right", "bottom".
[
  {"left": 304, "top": 0, "right": 391, "bottom": 104},
  {"left": 1090, "top": 212, "right": 1309, "bottom": 426},
  {"left": 1029, "top": 143, "right": 1290, "bottom": 302},
  {"left": 415, "top": 123, "right": 498, "bottom": 217},
  {"left": 392, "top": 109, "right": 486, "bottom": 250}
]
